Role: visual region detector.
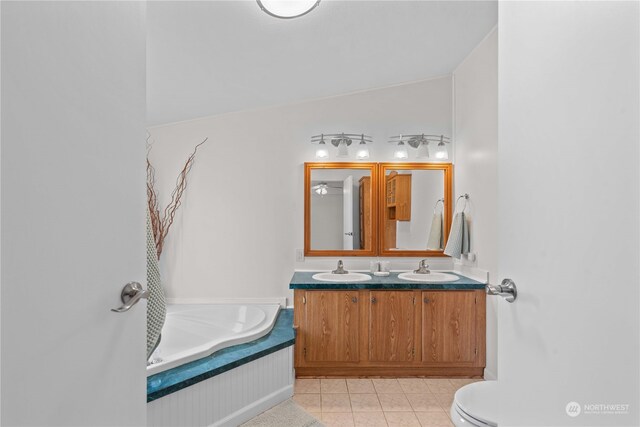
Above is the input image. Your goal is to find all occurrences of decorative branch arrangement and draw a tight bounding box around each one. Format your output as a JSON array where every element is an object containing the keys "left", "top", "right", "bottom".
[{"left": 147, "top": 137, "right": 208, "bottom": 259}]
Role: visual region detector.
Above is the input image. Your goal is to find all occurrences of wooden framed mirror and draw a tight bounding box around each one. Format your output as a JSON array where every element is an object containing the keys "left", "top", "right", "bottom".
[
  {"left": 378, "top": 163, "right": 453, "bottom": 257},
  {"left": 304, "top": 162, "right": 379, "bottom": 256}
]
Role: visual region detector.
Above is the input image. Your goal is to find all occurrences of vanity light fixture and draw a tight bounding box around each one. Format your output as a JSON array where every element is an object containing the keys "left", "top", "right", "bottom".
[
  {"left": 310, "top": 133, "right": 372, "bottom": 160},
  {"left": 389, "top": 134, "right": 450, "bottom": 160},
  {"left": 434, "top": 135, "right": 450, "bottom": 160},
  {"left": 355, "top": 134, "right": 370, "bottom": 160},
  {"left": 393, "top": 139, "right": 409, "bottom": 160},
  {"left": 257, "top": 0, "right": 321, "bottom": 19},
  {"left": 315, "top": 134, "right": 329, "bottom": 159},
  {"left": 314, "top": 183, "right": 329, "bottom": 196}
]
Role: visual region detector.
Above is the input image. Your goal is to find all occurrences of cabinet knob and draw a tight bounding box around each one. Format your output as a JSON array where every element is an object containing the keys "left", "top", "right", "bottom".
[
  {"left": 423, "top": 297, "right": 430, "bottom": 303},
  {"left": 371, "top": 297, "right": 377, "bottom": 304},
  {"left": 352, "top": 296, "right": 358, "bottom": 303}
]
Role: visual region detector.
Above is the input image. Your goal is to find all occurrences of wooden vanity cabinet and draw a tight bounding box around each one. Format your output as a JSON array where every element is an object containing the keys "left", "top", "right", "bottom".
[{"left": 294, "top": 289, "right": 485, "bottom": 377}]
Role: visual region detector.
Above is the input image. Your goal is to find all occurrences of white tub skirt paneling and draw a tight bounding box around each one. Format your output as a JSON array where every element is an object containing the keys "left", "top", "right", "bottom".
[{"left": 147, "top": 346, "right": 294, "bottom": 427}]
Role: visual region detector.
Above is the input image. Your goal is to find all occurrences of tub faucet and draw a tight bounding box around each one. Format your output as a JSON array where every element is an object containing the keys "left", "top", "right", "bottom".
[
  {"left": 413, "top": 259, "right": 430, "bottom": 274},
  {"left": 332, "top": 260, "right": 348, "bottom": 274}
]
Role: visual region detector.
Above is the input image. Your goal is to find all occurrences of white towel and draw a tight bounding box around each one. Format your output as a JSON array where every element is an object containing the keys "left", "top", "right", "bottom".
[
  {"left": 426, "top": 211, "right": 443, "bottom": 250},
  {"left": 444, "top": 212, "right": 470, "bottom": 259}
]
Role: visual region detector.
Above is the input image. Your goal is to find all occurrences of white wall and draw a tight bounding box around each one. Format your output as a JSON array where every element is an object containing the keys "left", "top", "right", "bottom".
[
  {"left": 396, "top": 170, "right": 444, "bottom": 250},
  {"left": 452, "top": 29, "right": 498, "bottom": 379},
  {"left": 147, "top": 77, "right": 453, "bottom": 303},
  {"left": 498, "top": 2, "right": 638, "bottom": 425}
]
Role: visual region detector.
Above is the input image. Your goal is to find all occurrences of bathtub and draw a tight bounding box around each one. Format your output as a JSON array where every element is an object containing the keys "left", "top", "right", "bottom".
[{"left": 147, "top": 303, "right": 281, "bottom": 375}]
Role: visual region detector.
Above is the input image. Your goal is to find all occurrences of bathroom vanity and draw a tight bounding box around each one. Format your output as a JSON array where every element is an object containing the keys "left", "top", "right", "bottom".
[{"left": 290, "top": 272, "right": 485, "bottom": 377}]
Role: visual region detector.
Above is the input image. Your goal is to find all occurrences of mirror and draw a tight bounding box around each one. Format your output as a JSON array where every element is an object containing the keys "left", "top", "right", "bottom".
[
  {"left": 304, "top": 163, "right": 378, "bottom": 256},
  {"left": 379, "top": 163, "right": 452, "bottom": 257},
  {"left": 304, "top": 162, "right": 452, "bottom": 257}
]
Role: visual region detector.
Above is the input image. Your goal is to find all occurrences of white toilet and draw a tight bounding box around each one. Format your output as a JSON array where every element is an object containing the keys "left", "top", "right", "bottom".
[{"left": 450, "top": 380, "right": 498, "bottom": 427}]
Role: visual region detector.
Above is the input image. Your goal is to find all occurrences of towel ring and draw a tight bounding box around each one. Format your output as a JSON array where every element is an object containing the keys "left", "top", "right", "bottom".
[
  {"left": 432, "top": 198, "right": 445, "bottom": 214},
  {"left": 455, "top": 193, "right": 469, "bottom": 213}
]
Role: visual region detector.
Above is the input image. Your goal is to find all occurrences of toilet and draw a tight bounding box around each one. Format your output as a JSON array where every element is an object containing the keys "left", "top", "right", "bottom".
[{"left": 450, "top": 380, "right": 498, "bottom": 427}]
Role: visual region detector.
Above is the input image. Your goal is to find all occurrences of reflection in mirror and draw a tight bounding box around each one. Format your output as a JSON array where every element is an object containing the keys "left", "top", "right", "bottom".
[
  {"left": 310, "top": 168, "right": 372, "bottom": 251},
  {"left": 383, "top": 169, "right": 445, "bottom": 251}
]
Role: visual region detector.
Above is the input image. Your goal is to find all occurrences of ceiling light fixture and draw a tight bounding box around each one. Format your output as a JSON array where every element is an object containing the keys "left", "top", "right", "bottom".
[
  {"left": 257, "top": 0, "right": 321, "bottom": 19},
  {"left": 310, "top": 133, "right": 372, "bottom": 160}
]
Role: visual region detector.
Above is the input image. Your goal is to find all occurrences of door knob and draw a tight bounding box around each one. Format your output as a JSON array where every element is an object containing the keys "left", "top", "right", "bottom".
[
  {"left": 486, "top": 279, "right": 517, "bottom": 303},
  {"left": 344, "top": 232, "right": 353, "bottom": 236},
  {"left": 111, "top": 282, "right": 148, "bottom": 313}
]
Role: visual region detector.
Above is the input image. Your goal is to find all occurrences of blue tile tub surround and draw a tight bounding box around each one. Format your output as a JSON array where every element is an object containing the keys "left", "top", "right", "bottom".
[
  {"left": 289, "top": 271, "right": 485, "bottom": 290},
  {"left": 147, "top": 308, "right": 295, "bottom": 402}
]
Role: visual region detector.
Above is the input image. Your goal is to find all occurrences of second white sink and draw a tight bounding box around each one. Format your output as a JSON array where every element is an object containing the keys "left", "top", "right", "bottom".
[
  {"left": 397, "top": 272, "right": 459, "bottom": 283},
  {"left": 312, "top": 272, "right": 372, "bottom": 282}
]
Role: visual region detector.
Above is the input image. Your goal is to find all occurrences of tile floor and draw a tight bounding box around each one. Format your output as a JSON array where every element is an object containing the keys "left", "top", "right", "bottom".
[{"left": 293, "top": 378, "right": 481, "bottom": 427}]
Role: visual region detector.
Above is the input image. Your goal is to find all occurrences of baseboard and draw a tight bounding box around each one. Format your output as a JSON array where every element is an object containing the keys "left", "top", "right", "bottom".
[
  {"left": 483, "top": 368, "right": 496, "bottom": 380},
  {"left": 165, "top": 297, "right": 287, "bottom": 307},
  {"left": 210, "top": 384, "right": 294, "bottom": 427}
]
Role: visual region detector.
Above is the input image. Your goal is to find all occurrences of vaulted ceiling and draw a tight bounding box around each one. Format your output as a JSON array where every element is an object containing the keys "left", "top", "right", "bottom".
[{"left": 147, "top": 1, "right": 497, "bottom": 126}]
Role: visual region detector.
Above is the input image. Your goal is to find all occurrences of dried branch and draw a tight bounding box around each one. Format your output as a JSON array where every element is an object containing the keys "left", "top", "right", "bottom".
[{"left": 147, "top": 137, "right": 208, "bottom": 259}]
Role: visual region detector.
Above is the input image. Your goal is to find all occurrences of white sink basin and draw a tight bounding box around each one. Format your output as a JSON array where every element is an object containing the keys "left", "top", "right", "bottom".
[
  {"left": 312, "top": 272, "right": 372, "bottom": 282},
  {"left": 397, "top": 272, "right": 459, "bottom": 283}
]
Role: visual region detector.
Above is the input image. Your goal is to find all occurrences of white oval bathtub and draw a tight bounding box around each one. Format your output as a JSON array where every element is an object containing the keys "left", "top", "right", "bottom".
[{"left": 147, "top": 303, "right": 281, "bottom": 376}]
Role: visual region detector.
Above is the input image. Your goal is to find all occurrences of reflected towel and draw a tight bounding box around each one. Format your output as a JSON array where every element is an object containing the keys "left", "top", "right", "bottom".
[
  {"left": 426, "top": 211, "right": 443, "bottom": 250},
  {"left": 444, "top": 212, "right": 470, "bottom": 259}
]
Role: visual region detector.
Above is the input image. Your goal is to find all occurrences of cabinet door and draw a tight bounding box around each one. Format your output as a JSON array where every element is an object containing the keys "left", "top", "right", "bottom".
[
  {"left": 304, "top": 291, "right": 360, "bottom": 362},
  {"left": 422, "top": 291, "right": 476, "bottom": 363},
  {"left": 369, "top": 291, "right": 416, "bottom": 362}
]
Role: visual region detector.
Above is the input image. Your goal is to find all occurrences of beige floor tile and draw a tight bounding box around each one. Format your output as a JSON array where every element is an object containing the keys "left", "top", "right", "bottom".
[
  {"left": 434, "top": 394, "right": 454, "bottom": 411},
  {"left": 372, "top": 379, "right": 404, "bottom": 394},
  {"left": 353, "top": 412, "right": 389, "bottom": 427},
  {"left": 322, "top": 393, "right": 352, "bottom": 413},
  {"left": 322, "top": 379, "right": 349, "bottom": 393},
  {"left": 295, "top": 378, "right": 321, "bottom": 394},
  {"left": 448, "top": 378, "right": 481, "bottom": 390},
  {"left": 398, "top": 378, "right": 430, "bottom": 394},
  {"left": 309, "top": 412, "right": 322, "bottom": 421},
  {"left": 322, "top": 412, "right": 355, "bottom": 427},
  {"left": 350, "top": 394, "right": 382, "bottom": 412},
  {"left": 414, "top": 411, "right": 454, "bottom": 427},
  {"left": 293, "top": 393, "right": 321, "bottom": 412},
  {"left": 424, "top": 379, "right": 456, "bottom": 394},
  {"left": 384, "top": 412, "right": 420, "bottom": 427},
  {"left": 347, "top": 379, "right": 376, "bottom": 394},
  {"left": 405, "top": 394, "right": 442, "bottom": 412},
  {"left": 377, "top": 394, "right": 413, "bottom": 412}
]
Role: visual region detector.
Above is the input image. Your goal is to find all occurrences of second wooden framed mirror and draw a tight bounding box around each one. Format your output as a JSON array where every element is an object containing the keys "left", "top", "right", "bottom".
[{"left": 378, "top": 163, "right": 453, "bottom": 257}]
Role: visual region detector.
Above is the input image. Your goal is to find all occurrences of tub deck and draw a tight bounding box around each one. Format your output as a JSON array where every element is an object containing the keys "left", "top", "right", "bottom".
[{"left": 147, "top": 308, "right": 295, "bottom": 402}]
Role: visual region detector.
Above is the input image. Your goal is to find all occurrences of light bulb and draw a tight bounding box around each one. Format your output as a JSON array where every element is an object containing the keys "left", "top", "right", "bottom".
[
  {"left": 416, "top": 141, "right": 430, "bottom": 159},
  {"left": 337, "top": 140, "right": 349, "bottom": 158},
  {"left": 315, "top": 140, "right": 329, "bottom": 159},
  {"left": 393, "top": 141, "right": 408, "bottom": 160},
  {"left": 356, "top": 138, "right": 370, "bottom": 160},
  {"left": 435, "top": 141, "right": 448, "bottom": 160}
]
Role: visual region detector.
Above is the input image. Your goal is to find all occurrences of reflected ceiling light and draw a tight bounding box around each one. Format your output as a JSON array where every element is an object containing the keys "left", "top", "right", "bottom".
[
  {"left": 314, "top": 183, "right": 328, "bottom": 196},
  {"left": 355, "top": 134, "right": 370, "bottom": 160},
  {"left": 310, "top": 133, "right": 372, "bottom": 160},
  {"left": 389, "top": 134, "right": 450, "bottom": 161},
  {"left": 315, "top": 134, "right": 329, "bottom": 159},
  {"left": 257, "top": 0, "right": 321, "bottom": 19}
]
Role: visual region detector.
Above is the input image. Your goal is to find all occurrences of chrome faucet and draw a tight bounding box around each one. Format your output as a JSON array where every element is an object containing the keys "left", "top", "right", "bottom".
[
  {"left": 413, "top": 259, "right": 430, "bottom": 274},
  {"left": 332, "top": 260, "right": 348, "bottom": 274}
]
